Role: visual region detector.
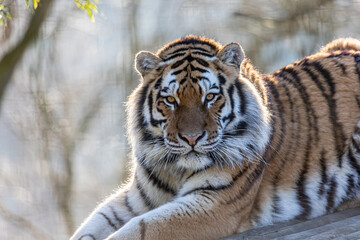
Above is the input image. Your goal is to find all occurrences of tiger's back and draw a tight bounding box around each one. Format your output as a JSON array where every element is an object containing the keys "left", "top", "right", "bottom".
[{"left": 253, "top": 44, "right": 360, "bottom": 225}]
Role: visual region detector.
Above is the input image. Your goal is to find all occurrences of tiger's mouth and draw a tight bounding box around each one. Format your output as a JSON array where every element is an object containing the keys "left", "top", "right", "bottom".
[
  {"left": 177, "top": 149, "right": 213, "bottom": 170},
  {"left": 185, "top": 150, "right": 203, "bottom": 157}
]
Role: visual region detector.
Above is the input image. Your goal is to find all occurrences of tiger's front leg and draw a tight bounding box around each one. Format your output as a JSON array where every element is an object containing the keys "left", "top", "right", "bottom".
[
  {"left": 70, "top": 189, "right": 133, "bottom": 240},
  {"left": 106, "top": 191, "right": 246, "bottom": 240},
  {"left": 71, "top": 165, "right": 177, "bottom": 240}
]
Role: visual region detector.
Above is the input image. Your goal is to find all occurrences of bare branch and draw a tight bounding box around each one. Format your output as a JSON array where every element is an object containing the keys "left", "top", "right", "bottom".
[{"left": 0, "top": 0, "right": 54, "bottom": 111}]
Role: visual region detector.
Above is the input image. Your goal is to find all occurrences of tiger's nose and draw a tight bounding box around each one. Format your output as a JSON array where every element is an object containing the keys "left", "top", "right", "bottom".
[{"left": 179, "top": 132, "right": 204, "bottom": 146}]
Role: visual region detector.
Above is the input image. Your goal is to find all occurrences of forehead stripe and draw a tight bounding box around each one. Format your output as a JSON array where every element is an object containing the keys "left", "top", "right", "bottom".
[
  {"left": 171, "top": 59, "right": 186, "bottom": 69},
  {"left": 190, "top": 64, "right": 208, "bottom": 73},
  {"left": 195, "top": 58, "right": 209, "bottom": 67},
  {"left": 163, "top": 39, "right": 217, "bottom": 52},
  {"left": 167, "top": 46, "right": 212, "bottom": 56},
  {"left": 180, "top": 78, "right": 187, "bottom": 85},
  {"left": 171, "top": 69, "right": 185, "bottom": 76},
  {"left": 163, "top": 52, "right": 186, "bottom": 61},
  {"left": 192, "top": 51, "right": 214, "bottom": 58}
]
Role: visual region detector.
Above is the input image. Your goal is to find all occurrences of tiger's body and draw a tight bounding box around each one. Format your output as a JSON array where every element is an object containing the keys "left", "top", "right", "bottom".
[{"left": 71, "top": 36, "right": 360, "bottom": 240}]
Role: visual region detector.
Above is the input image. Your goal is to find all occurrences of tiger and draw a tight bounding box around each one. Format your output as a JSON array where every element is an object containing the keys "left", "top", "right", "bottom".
[{"left": 71, "top": 36, "right": 360, "bottom": 240}]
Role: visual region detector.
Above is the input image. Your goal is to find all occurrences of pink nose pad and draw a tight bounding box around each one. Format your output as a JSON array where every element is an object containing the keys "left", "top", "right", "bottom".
[{"left": 180, "top": 133, "right": 203, "bottom": 146}]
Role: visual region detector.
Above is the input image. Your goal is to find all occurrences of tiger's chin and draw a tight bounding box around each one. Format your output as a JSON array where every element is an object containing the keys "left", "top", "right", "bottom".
[{"left": 176, "top": 151, "right": 213, "bottom": 170}]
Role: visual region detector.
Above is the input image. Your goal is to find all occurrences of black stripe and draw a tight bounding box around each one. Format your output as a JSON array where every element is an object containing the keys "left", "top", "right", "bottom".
[
  {"left": 142, "top": 165, "right": 177, "bottom": 195},
  {"left": 225, "top": 163, "right": 265, "bottom": 205},
  {"left": 172, "top": 68, "right": 185, "bottom": 76},
  {"left": 98, "top": 212, "right": 117, "bottom": 231},
  {"left": 218, "top": 74, "right": 226, "bottom": 85},
  {"left": 272, "top": 188, "right": 282, "bottom": 216},
  {"left": 352, "top": 136, "right": 360, "bottom": 153},
  {"left": 109, "top": 206, "right": 125, "bottom": 227},
  {"left": 221, "top": 85, "right": 235, "bottom": 124},
  {"left": 223, "top": 121, "right": 247, "bottom": 138},
  {"left": 194, "top": 57, "right": 209, "bottom": 67},
  {"left": 192, "top": 51, "right": 214, "bottom": 58},
  {"left": 166, "top": 46, "right": 212, "bottom": 56},
  {"left": 136, "top": 84, "right": 150, "bottom": 129},
  {"left": 318, "top": 151, "right": 328, "bottom": 196},
  {"left": 125, "top": 191, "right": 136, "bottom": 216},
  {"left": 136, "top": 84, "right": 156, "bottom": 141},
  {"left": 355, "top": 56, "right": 360, "bottom": 86},
  {"left": 266, "top": 81, "right": 286, "bottom": 157},
  {"left": 190, "top": 64, "right": 208, "bottom": 73},
  {"left": 182, "top": 165, "right": 251, "bottom": 196},
  {"left": 235, "top": 121, "right": 247, "bottom": 135},
  {"left": 188, "top": 46, "right": 214, "bottom": 53},
  {"left": 140, "top": 220, "right": 146, "bottom": 240},
  {"left": 190, "top": 76, "right": 198, "bottom": 83},
  {"left": 154, "top": 77, "right": 163, "bottom": 89},
  {"left": 234, "top": 81, "right": 247, "bottom": 115},
  {"left": 355, "top": 95, "right": 360, "bottom": 109},
  {"left": 198, "top": 192, "right": 215, "bottom": 204},
  {"left": 148, "top": 92, "right": 166, "bottom": 127},
  {"left": 346, "top": 174, "right": 356, "bottom": 196},
  {"left": 348, "top": 148, "right": 360, "bottom": 176},
  {"left": 186, "top": 165, "right": 213, "bottom": 180},
  {"left": 326, "top": 177, "right": 337, "bottom": 212},
  {"left": 308, "top": 61, "right": 345, "bottom": 166},
  {"left": 171, "top": 59, "right": 186, "bottom": 69},
  {"left": 180, "top": 77, "right": 186, "bottom": 85},
  {"left": 163, "top": 37, "right": 217, "bottom": 52},
  {"left": 79, "top": 234, "right": 96, "bottom": 240},
  {"left": 332, "top": 59, "right": 347, "bottom": 75},
  {"left": 163, "top": 52, "right": 186, "bottom": 61},
  {"left": 135, "top": 175, "right": 156, "bottom": 209}
]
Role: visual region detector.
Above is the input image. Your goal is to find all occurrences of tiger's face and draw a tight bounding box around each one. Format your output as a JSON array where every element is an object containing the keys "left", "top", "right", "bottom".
[{"left": 128, "top": 36, "right": 271, "bottom": 171}]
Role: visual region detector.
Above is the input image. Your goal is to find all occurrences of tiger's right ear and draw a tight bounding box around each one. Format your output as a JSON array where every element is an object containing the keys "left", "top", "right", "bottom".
[{"left": 135, "top": 51, "right": 162, "bottom": 78}]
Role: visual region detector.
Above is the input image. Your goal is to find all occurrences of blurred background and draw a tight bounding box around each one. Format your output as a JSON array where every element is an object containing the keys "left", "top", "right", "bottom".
[{"left": 0, "top": 0, "right": 359, "bottom": 239}]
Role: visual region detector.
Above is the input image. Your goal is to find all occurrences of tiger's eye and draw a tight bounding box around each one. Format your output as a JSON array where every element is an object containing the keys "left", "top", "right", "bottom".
[
  {"left": 206, "top": 93, "right": 215, "bottom": 101},
  {"left": 166, "top": 96, "right": 176, "bottom": 103}
]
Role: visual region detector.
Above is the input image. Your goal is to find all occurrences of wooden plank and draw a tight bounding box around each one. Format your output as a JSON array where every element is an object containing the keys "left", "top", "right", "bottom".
[
  {"left": 222, "top": 207, "right": 360, "bottom": 240},
  {"left": 305, "top": 221, "right": 360, "bottom": 240},
  {"left": 276, "top": 215, "right": 360, "bottom": 240}
]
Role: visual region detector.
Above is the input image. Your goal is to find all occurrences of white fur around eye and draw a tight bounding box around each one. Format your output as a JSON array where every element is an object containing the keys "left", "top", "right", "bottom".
[{"left": 204, "top": 94, "right": 218, "bottom": 107}]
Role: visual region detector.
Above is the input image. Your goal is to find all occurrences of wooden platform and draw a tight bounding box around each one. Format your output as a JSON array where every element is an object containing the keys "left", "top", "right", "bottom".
[{"left": 222, "top": 207, "right": 360, "bottom": 240}]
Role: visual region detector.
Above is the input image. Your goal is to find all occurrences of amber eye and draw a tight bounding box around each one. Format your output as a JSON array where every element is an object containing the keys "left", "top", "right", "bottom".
[
  {"left": 206, "top": 93, "right": 215, "bottom": 101},
  {"left": 166, "top": 96, "right": 176, "bottom": 104}
]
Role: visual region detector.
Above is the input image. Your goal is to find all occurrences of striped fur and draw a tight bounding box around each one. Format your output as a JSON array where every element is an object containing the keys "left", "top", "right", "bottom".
[{"left": 71, "top": 36, "right": 360, "bottom": 240}]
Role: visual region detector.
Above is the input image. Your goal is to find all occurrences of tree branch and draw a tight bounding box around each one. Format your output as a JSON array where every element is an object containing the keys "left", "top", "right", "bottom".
[{"left": 0, "top": 0, "right": 54, "bottom": 111}]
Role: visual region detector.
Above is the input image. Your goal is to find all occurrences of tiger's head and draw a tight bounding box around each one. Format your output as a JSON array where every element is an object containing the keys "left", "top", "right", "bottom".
[{"left": 127, "top": 36, "right": 271, "bottom": 171}]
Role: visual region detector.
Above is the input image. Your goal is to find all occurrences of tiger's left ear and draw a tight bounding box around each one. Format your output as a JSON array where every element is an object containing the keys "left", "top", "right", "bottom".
[
  {"left": 135, "top": 51, "right": 162, "bottom": 78},
  {"left": 217, "top": 43, "right": 245, "bottom": 70}
]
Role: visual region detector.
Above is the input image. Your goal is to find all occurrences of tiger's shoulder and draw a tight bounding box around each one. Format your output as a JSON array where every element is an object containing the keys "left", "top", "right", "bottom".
[{"left": 319, "top": 38, "right": 360, "bottom": 53}]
